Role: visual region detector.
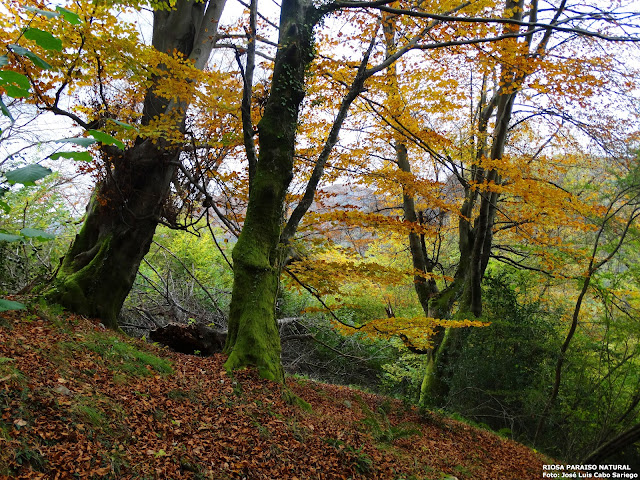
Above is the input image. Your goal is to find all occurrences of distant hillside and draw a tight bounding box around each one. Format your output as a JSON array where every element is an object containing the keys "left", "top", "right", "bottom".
[{"left": 0, "top": 305, "right": 548, "bottom": 479}]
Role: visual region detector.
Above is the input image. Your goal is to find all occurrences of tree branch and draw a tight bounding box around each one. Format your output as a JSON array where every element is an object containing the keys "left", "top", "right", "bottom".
[
  {"left": 329, "top": 3, "right": 640, "bottom": 42},
  {"left": 280, "top": 24, "right": 379, "bottom": 245},
  {"left": 152, "top": 241, "right": 227, "bottom": 320}
]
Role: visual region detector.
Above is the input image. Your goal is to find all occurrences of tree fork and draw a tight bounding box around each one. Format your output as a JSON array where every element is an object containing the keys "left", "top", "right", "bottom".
[{"left": 223, "top": 0, "right": 319, "bottom": 380}]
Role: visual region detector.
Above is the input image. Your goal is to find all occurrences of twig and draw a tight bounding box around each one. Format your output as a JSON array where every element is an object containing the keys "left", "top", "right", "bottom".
[{"left": 152, "top": 241, "right": 227, "bottom": 320}]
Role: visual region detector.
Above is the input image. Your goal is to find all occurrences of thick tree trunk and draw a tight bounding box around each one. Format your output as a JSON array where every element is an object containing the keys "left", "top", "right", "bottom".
[
  {"left": 223, "top": 0, "right": 318, "bottom": 381},
  {"left": 45, "top": 143, "right": 177, "bottom": 328},
  {"left": 43, "top": 0, "right": 225, "bottom": 327},
  {"left": 225, "top": 248, "right": 284, "bottom": 381}
]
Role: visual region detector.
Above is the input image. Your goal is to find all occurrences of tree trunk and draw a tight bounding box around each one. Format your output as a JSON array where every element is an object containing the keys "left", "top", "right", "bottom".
[
  {"left": 45, "top": 143, "right": 178, "bottom": 328},
  {"left": 223, "top": 0, "right": 318, "bottom": 381},
  {"left": 382, "top": 12, "right": 465, "bottom": 405},
  {"left": 44, "top": 0, "right": 225, "bottom": 328},
  {"left": 582, "top": 423, "right": 640, "bottom": 464}
]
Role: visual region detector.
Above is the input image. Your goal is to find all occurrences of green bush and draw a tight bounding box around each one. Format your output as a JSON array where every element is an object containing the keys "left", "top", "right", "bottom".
[
  {"left": 0, "top": 174, "right": 75, "bottom": 295},
  {"left": 442, "top": 271, "right": 560, "bottom": 443}
]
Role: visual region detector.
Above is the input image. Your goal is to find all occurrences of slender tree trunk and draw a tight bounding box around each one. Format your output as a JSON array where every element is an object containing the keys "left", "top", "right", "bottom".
[
  {"left": 224, "top": 0, "right": 318, "bottom": 381},
  {"left": 44, "top": 0, "right": 225, "bottom": 328}
]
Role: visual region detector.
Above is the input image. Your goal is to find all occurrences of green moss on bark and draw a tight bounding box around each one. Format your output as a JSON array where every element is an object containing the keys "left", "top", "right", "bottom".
[
  {"left": 44, "top": 234, "right": 121, "bottom": 329},
  {"left": 224, "top": 241, "right": 284, "bottom": 383},
  {"left": 224, "top": 0, "right": 320, "bottom": 384},
  {"left": 419, "top": 337, "right": 449, "bottom": 407}
]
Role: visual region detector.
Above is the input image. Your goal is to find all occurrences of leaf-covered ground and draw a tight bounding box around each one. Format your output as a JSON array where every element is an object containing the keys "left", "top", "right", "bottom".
[{"left": 0, "top": 307, "right": 548, "bottom": 479}]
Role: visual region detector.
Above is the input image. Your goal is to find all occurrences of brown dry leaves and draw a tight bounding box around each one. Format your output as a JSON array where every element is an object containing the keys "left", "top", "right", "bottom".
[{"left": 0, "top": 309, "right": 546, "bottom": 479}]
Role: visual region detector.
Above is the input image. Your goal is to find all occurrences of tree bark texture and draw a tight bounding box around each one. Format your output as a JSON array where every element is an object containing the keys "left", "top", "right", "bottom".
[
  {"left": 223, "top": 0, "right": 319, "bottom": 381},
  {"left": 44, "top": 0, "right": 225, "bottom": 328},
  {"left": 45, "top": 143, "right": 179, "bottom": 328}
]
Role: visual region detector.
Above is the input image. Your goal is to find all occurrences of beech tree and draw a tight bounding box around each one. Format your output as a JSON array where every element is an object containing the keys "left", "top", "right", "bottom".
[
  {"left": 223, "top": 0, "right": 392, "bottom": 380},
  {"left": 377, "top": 0, "right": 576, "bottom": 401},
  {"left": 0, "top": 0, "right": 227, "bottom": 328},
  {"left": 291, "top": 0, "right": 640, "bottom": 401},
  {"left": 223, "top": 0, "right": 640, "bottom": 382},
  {"left": 46, "top": 0, "right": 228, "bottom": 328},
  {"left": 221, "top": 0, "right": 322, "bottom": 380}
]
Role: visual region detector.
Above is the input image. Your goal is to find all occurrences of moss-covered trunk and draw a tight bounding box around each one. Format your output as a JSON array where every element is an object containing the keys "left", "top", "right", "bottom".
[
  {"left": 45, "top": 144, "right": 177, "bottom": 328},
  {"left": 224, "top": 237, "right": 284, "bottom": 381},
  {"left": 43, "top": 0, "right": 224, "bottom": 328},
  {"left": 223, "top": 116, "right": 296, "bottom": 380},
  {"left": 224, "top": 0, "right": 318, "bottom": 381}
]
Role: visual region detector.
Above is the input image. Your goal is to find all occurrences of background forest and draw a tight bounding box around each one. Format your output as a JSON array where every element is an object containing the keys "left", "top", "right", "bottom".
[{"left": 1, "top": 0, "right": 640, "bottom": 470}]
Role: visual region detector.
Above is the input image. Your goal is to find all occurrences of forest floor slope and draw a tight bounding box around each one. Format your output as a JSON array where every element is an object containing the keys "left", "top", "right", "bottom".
[{"left": 0, "top": 306, "right": 548, "bottom": 479}]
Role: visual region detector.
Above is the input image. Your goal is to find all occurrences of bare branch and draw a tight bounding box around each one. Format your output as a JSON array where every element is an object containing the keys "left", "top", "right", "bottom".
[
  {"left": 284, "top": 267, "right": 362, "bottom": 331},
  {"left": 240, "top": 0, "right": 258, "bottom": 187},
  {"left": 152, "top": 241, "right": 227, "bottom": 320},
  {"left": 329, "top": 2, "right": 640, "bottom": 42},
  {"left": 281, "top": 23, "right": 379, "bottom": 245},
  {"left": 172, "top": 160, "right": 242, "bottom": 237}
]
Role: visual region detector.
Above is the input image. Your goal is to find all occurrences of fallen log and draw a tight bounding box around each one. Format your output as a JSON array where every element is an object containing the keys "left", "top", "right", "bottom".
[{"left": 149, "top": 323, "right": 227, "bottom": 356}]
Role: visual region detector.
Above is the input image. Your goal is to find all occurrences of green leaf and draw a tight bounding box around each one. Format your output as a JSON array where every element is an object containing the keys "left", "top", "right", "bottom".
[
  {"left": 0, "top": 188, "right": 9, "bottom": 213},
  {"left": 27, "top": 53, "right": 52, "bottom": 70},
  {"left": 55, "top": 137, "right": 96, "bottom": 147},
  {"left": 110, "top": 119, "right": 137, "bottom": 131},
  {"left": 0, "top": 233, "right": 23, "bottom": 242},
  {"left": 20, "top": 228, "right": 55, "bottom": 240},
  {"left": 0, "top": 56, "right": 8, "bottom": 67},
  {"left": 0, "top": 97, "right": 15, "bottom": 122},
  {"left": 0, "top": 299, "right": 26, "bottom": 312},
  {"left": 88, "top": 129, "right": 125, "bottom": 150},
  {"left": 0, "top": 71, "right": 30, "bottom": 91},
  {"left": 8, "top": 44, "right": 52, "bottom": 70},
  {"left": 23, "top": 28, "right": 63, "bottom": 52},
  {"left": 3, "top": 85, "right": 30, "bottom": 98},
  {"left": 8, "top": 44, "right": 29, "bottom": 55},
  {"left": 56, "top": 7, "right": 82, "bottom": 25},
  {"left": 5, "top": 164, "right": 52, "bottom": 186},
  {"left": 49, "top": 151, "right": 92, "bottom": 162},
  {"left": 24, "top": 6, "right": 60, "bottom": 19}
]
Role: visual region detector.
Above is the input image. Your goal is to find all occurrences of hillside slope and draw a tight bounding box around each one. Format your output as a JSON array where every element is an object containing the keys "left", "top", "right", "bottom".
[{"left": 0, "top": 306, "right": 547, "bottom": 479}]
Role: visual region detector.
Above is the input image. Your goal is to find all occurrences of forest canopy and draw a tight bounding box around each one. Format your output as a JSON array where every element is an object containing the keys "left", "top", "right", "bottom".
[{"left": 1, "top": 0, "right": 640, "bottom": 467}]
